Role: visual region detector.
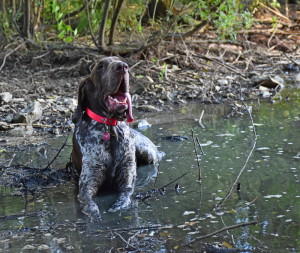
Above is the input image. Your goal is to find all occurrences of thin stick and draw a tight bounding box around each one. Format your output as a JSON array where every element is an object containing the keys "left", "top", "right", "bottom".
[
  {"left": 129, "top": 60, "right": 142, "bottom": 71},
  {"left": 32, "top": 50, "right": 52, "bottom": 60},
  {"left": 258, "top": 1, "right": 290, "bottom": 22},
  {"left": 199, "top": 110, "right": 205, "bottom": 129},
  {"left": 215, "top": 101, "right": 257, "bottom": 208},
  {"left": 7, "top": 153, "right": 16, "bottom": 167},
  {"left": 0, "top": 41, "right": 27, "bottom": 71},
  {"left": 153, "top": 163, "right": 160, "bottom": 188},
  {"left": 114, "top": 232, "right": 137, "bottom": 250},
  {"left": 283, "top": 52, "right": 300, "bottom": 66},
  {"left": 196, "top": 137, "right": 204, "bottom": 155},
  {"left": 191, "top": 129, "right": 202, "bottom": 180},
  {"left": 161, "top": 172, "right": 188, "bottom": 189},
  {"left": 43, "top": 132, "right": 70, "bottom": 170},
  {"left": 96, "top": 224, "right": 173, "bottom": 233},
  {"left": 186, "top": 220, "right": 257, "bottom": 245}
]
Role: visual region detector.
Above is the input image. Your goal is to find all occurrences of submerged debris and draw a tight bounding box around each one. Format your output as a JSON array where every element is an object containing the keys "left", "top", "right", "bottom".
[
  {"left": 0, "top": 165, "right": 74, "bottom": 194},
  {"left": 163, "top": 135, "right": 188, "bottom": 142}
]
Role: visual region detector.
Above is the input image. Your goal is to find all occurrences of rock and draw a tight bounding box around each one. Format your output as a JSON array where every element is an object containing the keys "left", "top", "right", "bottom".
[
  {"left": 52, "top": 237, "right": 66, "bottom": 244},
  {"left": 137, "top": 104, "right": 161, "bottom": 112},
  {"left": 21, "top": 245, "right": 36, "bottom": 251},
  {"left": 37, "top": 244, "right": 50, "bottom": 252},
  {"left": 13, "top": 101, "right": 43, "bottom": 123},
  {"left": 253, "top": 76, "right": 284, "bottom": 90},
  {"left": 295, "top": 73, "right": 300, "bottom": 82},
  {"left": 217, "top": 79, "right": 229, "bottom": 86},
  {"left": 0, "top": 92, "right": 13, "bottom": 104},
  {"left": 138, "top": 119, "right": 151, "bottom": 131},
  {"left": 259, "top": 86, "right": 271, "bottom": 98},
  {"left": 273, "top": 75, "right": 284, "bottom": 85},
  {"left": 12, "top": 114, "right": 27, "bottom": 123},
  {"left": 5, "top": 114, "right": 13, "bottom": 123},
  {"left": 62, "top": 98, "right": 77, "bottom": 112}
]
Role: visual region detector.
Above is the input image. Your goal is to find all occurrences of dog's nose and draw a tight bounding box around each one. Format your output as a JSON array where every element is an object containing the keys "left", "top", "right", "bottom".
[{"left": 116, "top": 62, "right": 128, "bottom": 74}]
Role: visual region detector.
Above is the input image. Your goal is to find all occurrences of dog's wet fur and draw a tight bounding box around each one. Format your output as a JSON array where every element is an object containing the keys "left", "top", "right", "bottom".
[{"left": 71, "top": 56, "right": 163, "bottom": 221}]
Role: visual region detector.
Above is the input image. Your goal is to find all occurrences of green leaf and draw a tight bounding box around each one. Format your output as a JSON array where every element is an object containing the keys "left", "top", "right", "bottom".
[
  {"left": 65, "top": 36, "right": 73, "bottom": 43},
  {"left": 54, "top": 5, "right": 60, "bottom": 12},
  {"left": 58, "top": 30, "right": 65, "bottom": 39}
]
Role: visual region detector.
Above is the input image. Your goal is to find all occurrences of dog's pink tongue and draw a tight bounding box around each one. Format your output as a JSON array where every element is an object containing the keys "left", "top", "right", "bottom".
[{"left": 125, "top": 92, "right": 134, "bottom": 123}]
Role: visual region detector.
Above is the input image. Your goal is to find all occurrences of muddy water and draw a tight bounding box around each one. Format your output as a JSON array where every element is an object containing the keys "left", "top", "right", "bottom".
[{"left": 0, "top": 92, "right": 299, "bottom": 252}]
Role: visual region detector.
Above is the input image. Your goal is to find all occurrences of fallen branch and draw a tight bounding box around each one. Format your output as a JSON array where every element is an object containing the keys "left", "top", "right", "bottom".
[
  {"left": 258, "top": 1, "right": 291, "bottom": 23},
  {"left": 134, "top": 172, "right": 188, "bottom": 200},
  {"left": 215, "top": 101, "right": 257, "bottom": 208},
  {"left": 0, "top": 41, "right": 27, "bottom": 71},
  {"left": 0, "top": 211, "right": 46, "bottom": 221},
  {"left": 186, "top": 220, "right": 257, "bottom": 245},
  {"left": 192, "top": 52, "right": 247, "bottom": 78},
  {"left": 96, "top": 224, "right": 173, "bottom": 233}
]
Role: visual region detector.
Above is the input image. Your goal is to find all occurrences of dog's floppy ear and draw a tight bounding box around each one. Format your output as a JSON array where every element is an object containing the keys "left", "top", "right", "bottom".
[{"left": 72, "top": 78, "right": 90, "bottom": 124}]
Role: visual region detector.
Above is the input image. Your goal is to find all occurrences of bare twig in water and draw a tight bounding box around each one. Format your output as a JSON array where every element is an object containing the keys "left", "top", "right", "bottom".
[
  {"left": 135, "top": 172, "right": 188, "bottom": 200},
  {"left": 196, "top": 137, "right": 205, "bottom": 156},
  {"left": 96, "top": 224, "right": 173, "bottom": 233},
  {"left": 198, "top": 110, "right": 205, "bottom": 129},
  {"left": 191, "top": 129, "right": 202, "bottom": 181},
  {"left": 215, "top": 101, "right": 257, "bottom": 208},
  {"left": 114, "top": 232, "right": 137, "bottom": 250},
  {"left": 0, "top": 211, "right": 46, "bottom": 220},
  {"left": 43, "top": 132, "right": 70, "bottom": 170},
  {"left": 162, "top": 172, "right": 188, "bottom": 189},
  {"left": 186, "top": 220, "right": 257, "bottom": 245},
  {"left": 7, "top": 153, "right": 16, "bottom": 167}
]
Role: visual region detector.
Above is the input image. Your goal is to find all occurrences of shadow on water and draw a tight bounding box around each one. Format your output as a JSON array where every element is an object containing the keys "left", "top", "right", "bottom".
[{"left": 0, "top": 91, "right": 299, "bottom": 252}]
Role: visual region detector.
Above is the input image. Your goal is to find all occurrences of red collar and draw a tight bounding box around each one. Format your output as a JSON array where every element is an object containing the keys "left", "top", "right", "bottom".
[{"left": 86, "top": 108, "right": 118, "bottom": 126}]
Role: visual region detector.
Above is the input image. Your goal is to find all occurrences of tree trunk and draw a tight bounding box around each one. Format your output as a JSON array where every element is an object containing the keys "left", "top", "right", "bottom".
[
  {"left": 98, "top": 0, "right": 111, "bottom": 48},
  {"left": 22, "top": 0, "right": 31, "bottom": 38},
  {"left": 1, "top": 0, "right": 7, "bottom": 20},
  {"left": 108, "top": 0, "right": 124, "bottom": 45}
]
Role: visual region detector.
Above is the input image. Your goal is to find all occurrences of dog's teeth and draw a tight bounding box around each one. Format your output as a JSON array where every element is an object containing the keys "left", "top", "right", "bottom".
[
  {"left": 113, "top": 98, "right": 119, "bottom": 103},
  {"left": 124, "top": 97, "right": 127, "bottom": 102}
]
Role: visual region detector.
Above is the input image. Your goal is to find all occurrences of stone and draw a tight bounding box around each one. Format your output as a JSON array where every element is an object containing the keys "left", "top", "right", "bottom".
[
  {"left": 37, "top": 244, "right": 50, "bottom": 252},
  {"left": 5, "top": 114, "right": 13, "bottom": 123},
  {"left": 137, "top": 104, "right": 161, "bottom": 112},
  {"left": 138, "top": 119, "right": 152, "bottom": 131},
  {"left": 0, "top": 92, "right": 13, "bottom": 104},
  {"left": 62, "top": 98, "right": 77, "bottom": 112},
  {"left": 21, "top": 245, "right": 36, "bottom": 251},
  {"left": 13, "top": 101, "right": 43, "bottom": 123},
  {"left": 217, "top": 79, "right": 229, "bottom": 86}
]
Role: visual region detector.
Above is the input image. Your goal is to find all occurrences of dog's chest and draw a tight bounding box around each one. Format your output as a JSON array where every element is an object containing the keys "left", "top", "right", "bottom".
[{"left": 76, "top": 121, "right": 133, "bottom": 165}]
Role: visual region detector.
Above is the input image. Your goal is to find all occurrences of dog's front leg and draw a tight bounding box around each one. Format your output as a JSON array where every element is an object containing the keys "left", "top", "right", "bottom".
[
  {"left": 78, "top": 163, "right": 105, "bottom": 222},
  {"left": 108, "top": 156, "right": 137, "bottom": 212}
]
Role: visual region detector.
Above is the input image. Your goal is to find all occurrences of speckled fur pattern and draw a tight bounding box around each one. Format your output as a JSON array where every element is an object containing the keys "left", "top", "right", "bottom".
[
  {"left": 74, "top": 119, "right": 137, "bottom": 221},
  {"left": 71, "top": 57, "right": 162, "bottom": 222}
]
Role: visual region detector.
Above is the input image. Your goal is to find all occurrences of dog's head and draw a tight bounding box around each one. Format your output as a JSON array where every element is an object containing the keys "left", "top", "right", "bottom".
[{"left": 73, "top": 56, "right": 134, "bottom": 124}]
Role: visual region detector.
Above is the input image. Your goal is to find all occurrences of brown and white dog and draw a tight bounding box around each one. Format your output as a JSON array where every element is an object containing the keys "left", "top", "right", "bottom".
[{"left": 71, "top": 56, "right": 162, "bottom": 221}]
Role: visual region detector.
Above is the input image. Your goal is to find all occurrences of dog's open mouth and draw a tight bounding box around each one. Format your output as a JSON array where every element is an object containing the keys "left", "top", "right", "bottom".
[{"left": 105, "top": 78, "right": 134, "bottom": 122}]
